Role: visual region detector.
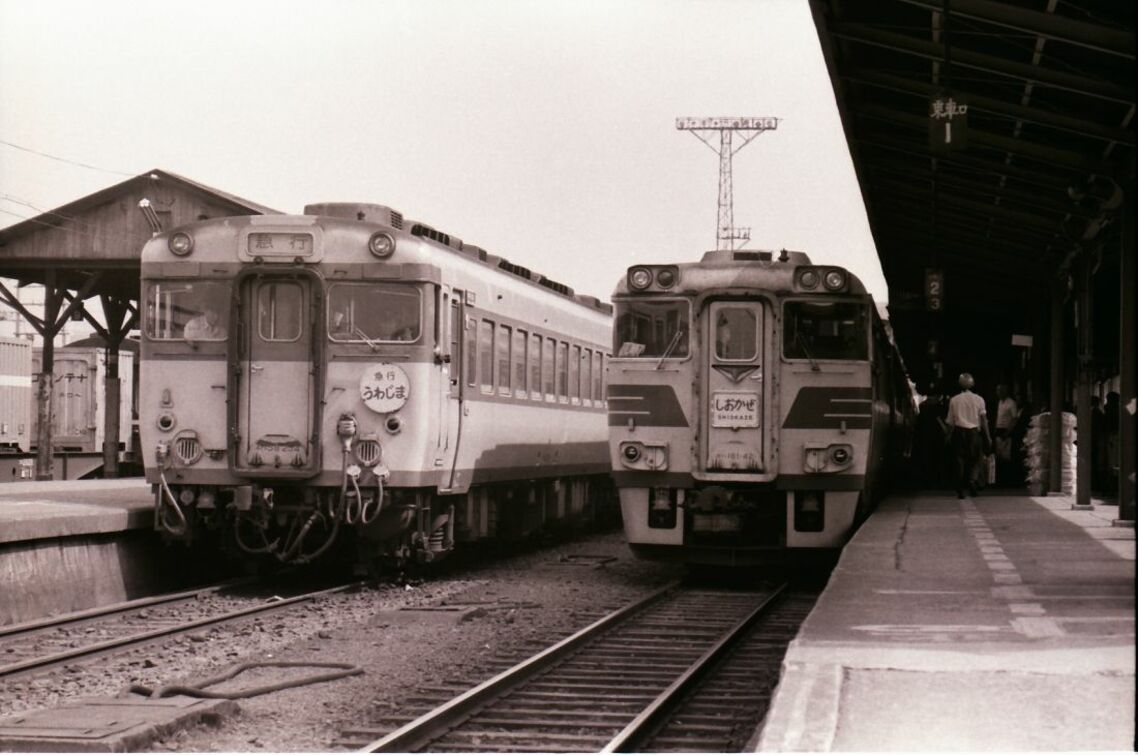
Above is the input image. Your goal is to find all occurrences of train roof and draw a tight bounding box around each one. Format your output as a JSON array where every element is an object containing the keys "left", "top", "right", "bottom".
[
  {"left": 141, "top": 203, "right": 612, "bottom": 317},
  {"left": 612, "top": 248, "right": 871, "bottom": 298}
]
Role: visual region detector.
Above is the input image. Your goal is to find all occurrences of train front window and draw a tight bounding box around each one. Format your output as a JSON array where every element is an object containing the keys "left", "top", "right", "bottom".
[
  {"left": 783, "top": 301, "right": 868, "bottom": 361},
  {"left": 715, "top": 307, "right": 757, "bottom": 361},
  {"left": 613, "top": 299, "right": 690, "bottom": 359},
  {"left": 145, "top": 281, "right": 229, "bottom": 341},
  {"left": 328, "top": 283, "right": 421, "bottom": 343}
]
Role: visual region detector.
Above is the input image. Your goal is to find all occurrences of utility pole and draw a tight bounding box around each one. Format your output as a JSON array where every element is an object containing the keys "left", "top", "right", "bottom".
[{"left": 677, "top": 116, "right": 779, "bottom": 250}]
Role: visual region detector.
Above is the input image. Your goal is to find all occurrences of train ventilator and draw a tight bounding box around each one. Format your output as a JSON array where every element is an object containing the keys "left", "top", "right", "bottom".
[
  {"left": 608, "top": 250, "right": 912, "bottom": 565},
  {"left": 140, "top": 204, "right": 613, "bottom": 568}
]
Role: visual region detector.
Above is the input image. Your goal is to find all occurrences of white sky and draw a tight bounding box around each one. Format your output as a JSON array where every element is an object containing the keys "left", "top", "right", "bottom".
[{"left": 0, "top": 0, "right": 888, "bottom": 323}]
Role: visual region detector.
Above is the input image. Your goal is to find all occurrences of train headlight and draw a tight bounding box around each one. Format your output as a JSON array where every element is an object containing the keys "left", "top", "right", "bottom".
[
  {"left": 619, "top": 441, "right": 669, "bottom": 470},
  {"left": 823, "top": 269, "right": 847, "bottom": 291},
  {"left": 655, "top": 267, "right": 678, "bottom": 289},
  {"left": 830, "top": 446, "right": 851, "bottom": 465},
  {"left": 168, "top": 232, "right": 194, "bottom": 257},
  {"left": 798, "top": 269, "right": 819, "bottom": 289},
  {"left": 628, "top": 267, "right": 652, "bottom": 291},
  {"left": 368, "top": 232, "right": 396, "bottom": 258}
]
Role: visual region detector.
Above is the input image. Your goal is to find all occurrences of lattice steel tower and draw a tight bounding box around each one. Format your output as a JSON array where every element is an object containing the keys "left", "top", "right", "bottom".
[{"left": 677, "top": 116, "right": 780, "bottom": 250}]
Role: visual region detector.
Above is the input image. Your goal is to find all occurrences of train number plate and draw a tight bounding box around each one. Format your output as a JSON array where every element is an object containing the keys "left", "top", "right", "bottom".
[{"left": 711, "top": 391, "right": 760, "bottom": 428}]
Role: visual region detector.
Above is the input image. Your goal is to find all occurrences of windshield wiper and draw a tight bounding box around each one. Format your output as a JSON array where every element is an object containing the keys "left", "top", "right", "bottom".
[
  {"left": 655, "top": 329, "right": 684, "bottom": 370},
  {"left": 353, "top": 326, "right": 381, "bottom": 351},
  {"left": 795, "top": 332, "right": 821, "bottom": 372}
]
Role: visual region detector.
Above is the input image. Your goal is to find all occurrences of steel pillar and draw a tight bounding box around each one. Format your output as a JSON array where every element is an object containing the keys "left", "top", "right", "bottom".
[
  {"left": 1048, "top": 281, "right": 1065, "bottom": 494},
  {"left": 1119, "top": 177, "right": 1135, "bottom": 522}
]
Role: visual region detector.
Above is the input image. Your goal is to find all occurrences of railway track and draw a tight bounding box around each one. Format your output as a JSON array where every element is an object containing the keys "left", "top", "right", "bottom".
[
  {"left": 348, "top": 581, "right": 809, "bottom": 753},
  {"left": 0, "top": 580, "right": 362, "bottom": 682}
]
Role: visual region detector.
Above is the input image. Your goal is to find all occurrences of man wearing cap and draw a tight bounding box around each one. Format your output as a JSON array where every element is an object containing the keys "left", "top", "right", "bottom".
[{"left": 946, "top": 373, "right": 991, "bottom": 498}]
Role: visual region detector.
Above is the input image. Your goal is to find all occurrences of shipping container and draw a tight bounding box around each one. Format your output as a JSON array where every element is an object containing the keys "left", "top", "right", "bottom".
[
  {"left": 31, "top": 345, "right": 135, "bottom": 454},
  {"left": 0, "top": 337, "right": 33, "bottom": 452}
]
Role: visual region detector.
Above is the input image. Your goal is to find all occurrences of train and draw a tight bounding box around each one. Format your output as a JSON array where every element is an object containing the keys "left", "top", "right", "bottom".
[
  {"left": 607, "top": 249, "right": 913, "bottom": 565},
  {"left": 139, "top": 203, "right": 614, "bottom": 568}
]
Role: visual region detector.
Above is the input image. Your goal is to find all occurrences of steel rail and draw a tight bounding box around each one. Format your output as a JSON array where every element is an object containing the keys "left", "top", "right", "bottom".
[
  {"left": 599, "top": 581, "right": 787, "bottom": 752},
  {"left": 359, "top": 581, "right": 680, "bottom": 753},
  {"left": 0, "top": 578, "right": 255, "bottom": 639},
  {"left": 0, "top": 582, "right": 362, "bottom": 680}
]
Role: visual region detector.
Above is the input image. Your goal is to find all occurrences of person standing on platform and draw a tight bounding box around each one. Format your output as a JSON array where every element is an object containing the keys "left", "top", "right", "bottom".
[
  {"left": 915, "top": 383, "right": 949, "bottom": 489},
  {"left": 946, "top": 373, "right": 991, "bottom": 499},
  {"left": 993, "top": 384, "right": 1019, "bottom": 485}
]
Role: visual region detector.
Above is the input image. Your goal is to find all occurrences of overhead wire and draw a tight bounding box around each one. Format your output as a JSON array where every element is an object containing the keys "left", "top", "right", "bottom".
[{"left": 0, "top": 138, "right": 136, "bottom": 178}]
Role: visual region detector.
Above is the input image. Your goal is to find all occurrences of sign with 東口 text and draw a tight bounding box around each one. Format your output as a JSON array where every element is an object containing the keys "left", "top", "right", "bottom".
[
  {"left": 711, "top": 391, "right": 760, "bottom": 428},
  {"left": 360, "top": 363, "right": 411, "bottom": 414},
  {"left": 928, "top": 93, "right": 969, "bottom": 152}
]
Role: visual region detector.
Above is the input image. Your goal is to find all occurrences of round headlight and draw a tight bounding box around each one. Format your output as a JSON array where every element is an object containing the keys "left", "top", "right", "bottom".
[
  {"left": 368, "top": 232, "right": 395, "bottom": 258},
  {"left": 622, "top": 444, "right": 642, "bottom": 462},
  {"left": 168, "top": 232, "right": 194, "bottom": 257},
  {"left": 831, "top": 446, "right": 851, "bottom": 464},
  {"left": 798, "top": 269, "right": 819, "bottom": 289},
  {"left": 628, "top": 267, "right": 652, "bottom": 290},
  {"left": 655, "top": 268, "right": 676, "bottom": 288},
  {"left": 823, "top": 269, "right": 847, "bottom": 290}
]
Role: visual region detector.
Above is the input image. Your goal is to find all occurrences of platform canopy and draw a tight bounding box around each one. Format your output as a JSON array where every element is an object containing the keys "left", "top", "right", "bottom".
[
  {"left": 0, "top": 169, "right": 277, "bottom": 345},
  {"left": 810, "top": 0, "right": 1134, "bottom": 388}
]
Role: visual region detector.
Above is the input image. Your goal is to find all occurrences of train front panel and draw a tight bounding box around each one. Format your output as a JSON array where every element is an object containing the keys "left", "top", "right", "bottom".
[{"left": 609, "top": 252, "right": 882, "bottom": 565}]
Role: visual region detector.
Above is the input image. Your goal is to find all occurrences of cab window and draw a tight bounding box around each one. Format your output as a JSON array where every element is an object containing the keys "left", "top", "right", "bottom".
[
  {"left": 783, "top": 301, "right": 868, "bottom": 361},
  {"left": 145, "top": 280, "right": 230, "bottom": 342},
  {"left": 613, "top": 299, "right": 689, "bottom": 359},
  {"left": 328, "top": 283, "right": 421, "bottom": 343}
]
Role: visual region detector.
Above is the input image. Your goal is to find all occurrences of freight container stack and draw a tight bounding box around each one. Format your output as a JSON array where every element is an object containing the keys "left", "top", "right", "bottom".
[
  {"left": 0, "top": 336, "right": 33, "bottom": 453},
  {"left": 30, "top": 346, "right": 135, "bottom": 454}
]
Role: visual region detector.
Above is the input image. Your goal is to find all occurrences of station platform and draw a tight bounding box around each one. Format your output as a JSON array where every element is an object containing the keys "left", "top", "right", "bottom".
[
  {"left": 0, "top": 479, "right": 159, "bottom": 626},
  {"left": 0, "top": 478, "right": 153, "bottom": 544},
  {"left": 758, "top": 492, "right": 1135, "bottom": 752}
]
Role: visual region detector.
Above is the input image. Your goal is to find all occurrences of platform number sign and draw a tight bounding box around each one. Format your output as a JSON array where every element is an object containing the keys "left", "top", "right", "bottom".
[
  {"left": 925, "top": 269, "right": 944, "bottom": 312},
  {"left": 929, "top": 92, "right": 968, "bottom": 152}
]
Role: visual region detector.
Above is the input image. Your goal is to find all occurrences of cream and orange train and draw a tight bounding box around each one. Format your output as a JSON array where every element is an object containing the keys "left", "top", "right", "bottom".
[
  {"left": 607, "top": 249, "right": 913, "bottom": 565},
  {"left": 140, "top": 203, "right": 612, "bottom": 566}
]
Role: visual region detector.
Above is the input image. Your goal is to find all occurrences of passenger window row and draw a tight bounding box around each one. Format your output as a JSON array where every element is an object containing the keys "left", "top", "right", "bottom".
[{"left": 465, "top": 317, "right": 607, "bottom": 406}]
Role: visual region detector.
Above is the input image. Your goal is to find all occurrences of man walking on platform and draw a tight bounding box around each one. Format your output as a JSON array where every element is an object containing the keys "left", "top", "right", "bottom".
[{"left": 946, "top": 373, "right": 991, "bottom": 499}]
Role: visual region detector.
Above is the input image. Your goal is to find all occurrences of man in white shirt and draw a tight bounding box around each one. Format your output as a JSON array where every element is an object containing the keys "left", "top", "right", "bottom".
[{"left": 946, "top": 373, "right": 991, "bottom": 498}]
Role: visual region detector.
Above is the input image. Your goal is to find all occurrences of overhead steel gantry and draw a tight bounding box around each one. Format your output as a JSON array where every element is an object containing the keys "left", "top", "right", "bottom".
[
  {"left": 810, "top": 0, "right": 1134, "bottom": 519},
  {"left": 0, "top": 170, "right": 276, "bottom": 480}
]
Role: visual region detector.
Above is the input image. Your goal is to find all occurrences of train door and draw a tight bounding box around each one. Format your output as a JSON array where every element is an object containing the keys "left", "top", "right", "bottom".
[
  {"left": 702, "top": 300, "right": 767, "bottom": 473},
  {"left": 438, "top": 290, "right": 465, "bottom": 492},
  {"left": 233, "top": 273, "right": 319, "bottom": 475}
]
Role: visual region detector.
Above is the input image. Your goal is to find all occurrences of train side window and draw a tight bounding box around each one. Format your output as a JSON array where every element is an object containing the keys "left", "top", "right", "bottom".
[
  {"left": 593, "top": 351, "right": 603, "bottom": 402},
  {"left": 715, "top": 307, "right": 757, "bottom": 361},
  {"left": 529, "top": 333, "right": 542, "bottom": 401},
  {"left": 497, "top": 324, "right": 511, "bottom": 396},
  {"left": 581, "top": 349, "right": 592, "bottom": 407},
  {"left": 543, "top": 336, "right": 556, "bottom": 401},
  {"left": 569, "top": 345, "right": 581, "bottom": 404},
  {"left": 783, "top": 301, "right": 869, "bottom": 361},
  {"left": 557, "top": 341, "right": 569, "bottom": 402},
  {"left": 513, "top": 329, "right": 528, "bottom": 399},
  {"left": 258, "top": 281, "right": 302, "bottom": 342},
  {"left": 479, "top": 319, "right": 494, "bottom": 393},
  {"left": 464, "top": 316, "right": 477, "bottom": 388}
]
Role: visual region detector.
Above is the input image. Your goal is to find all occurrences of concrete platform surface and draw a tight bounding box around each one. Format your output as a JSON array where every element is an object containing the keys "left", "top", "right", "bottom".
[
  {"left": 0, "top": 479, "right": 152, "bottom": 544},
  {"left": 0, "top": 694, "right": 236, "bottom": 752},
  {"left": 759, "top": 493, "right": 1135, "bottom": 752}
]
